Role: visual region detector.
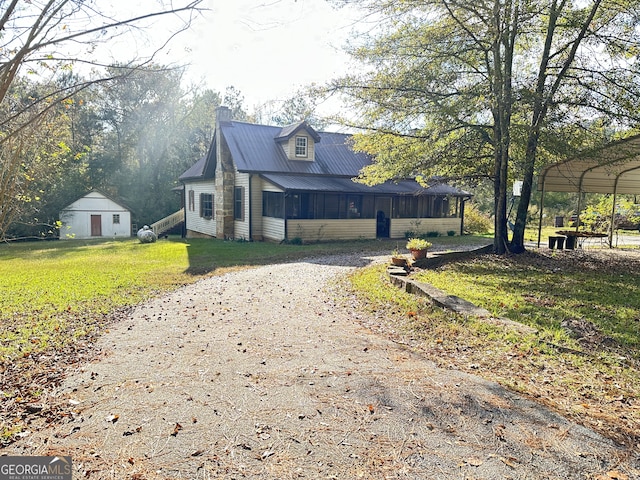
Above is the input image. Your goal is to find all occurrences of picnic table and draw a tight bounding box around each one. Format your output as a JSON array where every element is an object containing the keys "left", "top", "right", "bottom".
[{"left": 555, "top": 230, "right": 608, "bottom": 249}]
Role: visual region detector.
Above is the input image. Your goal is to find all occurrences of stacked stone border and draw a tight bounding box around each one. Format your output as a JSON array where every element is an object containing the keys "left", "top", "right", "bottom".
[{"left": 387, "top": 244, "right": 537, "bottom": 335}]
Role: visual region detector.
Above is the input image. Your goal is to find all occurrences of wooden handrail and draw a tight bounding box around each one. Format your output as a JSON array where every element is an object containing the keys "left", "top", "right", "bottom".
[{"left": 151, "top": 208, "right": 184, "bottom": 236}]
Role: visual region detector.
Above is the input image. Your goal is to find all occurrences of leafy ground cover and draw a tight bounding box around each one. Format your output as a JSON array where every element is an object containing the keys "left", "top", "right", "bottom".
[{"left": 347, "top": 248, "right": 640, "bottom": 452}]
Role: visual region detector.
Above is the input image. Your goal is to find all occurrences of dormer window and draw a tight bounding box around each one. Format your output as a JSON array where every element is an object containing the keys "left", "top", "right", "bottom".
[
  {"left": 295, "top": 136, "right": 308, "bottom": 157},
  {"left": 275, "top": 122, "right": 320, "bottom": 161}
]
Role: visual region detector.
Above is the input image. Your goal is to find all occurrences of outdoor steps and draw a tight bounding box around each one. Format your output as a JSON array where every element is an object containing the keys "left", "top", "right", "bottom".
[{"left": 151, "top": 208, "right": 184, "bottom": 236}]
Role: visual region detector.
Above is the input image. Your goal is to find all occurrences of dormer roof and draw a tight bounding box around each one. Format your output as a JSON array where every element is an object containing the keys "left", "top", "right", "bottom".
[{"left": 274, "top": 121, "right": 321, "bottom": 143}]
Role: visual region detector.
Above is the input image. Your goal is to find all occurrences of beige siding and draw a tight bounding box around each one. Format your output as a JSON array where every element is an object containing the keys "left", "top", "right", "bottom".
[
  {"left": 234, "top": 172, "right": 251, "bottom": 239},
  {"left": 287, "top": 219, "right": 376, "bottom": 242},
  {"left": 390, "top": 218, "right": 461, "bottom": 239},
  {"left": 250, "top": 175, "right": 263, "bottom": 240},
  {"left": 284, "top": 134, "right": 315, "bottom": 161},
  {"left": 262, "top": 182, "right": 284, "bottom": 193},
  {"left": 263, "top": 217, "right": 285, "bottom": 241},
  {"left": 184, "top": 180, "right": 216, "bottom": 238}
]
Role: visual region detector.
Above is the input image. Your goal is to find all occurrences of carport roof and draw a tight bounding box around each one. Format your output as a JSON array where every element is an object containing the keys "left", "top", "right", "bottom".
[{"left": 539, "top": 135, "right": 640, "bottom": 194}]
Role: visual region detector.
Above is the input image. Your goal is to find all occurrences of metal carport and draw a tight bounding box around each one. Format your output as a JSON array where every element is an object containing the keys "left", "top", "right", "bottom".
[{"left": 537, "top": 135, "right": 640, "bottom": 247}]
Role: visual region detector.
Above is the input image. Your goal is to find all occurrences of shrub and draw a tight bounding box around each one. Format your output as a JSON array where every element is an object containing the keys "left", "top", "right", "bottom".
[
  {"left": 406, "top": 238, "right": 432, "bottom": 250},
  {"left": 464, "top": 203, "right": 493, "bottom": 234}
]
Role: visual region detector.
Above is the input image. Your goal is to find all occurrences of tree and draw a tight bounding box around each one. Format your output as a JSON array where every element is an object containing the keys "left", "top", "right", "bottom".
[
  {"left": 270, "top": 94, "right": 328, "bottom": 130},
  {"left": 328, "top": 0, "right": 640, "bottom": 253},
  {"left": 0, "top": 0, "right": 204, "bottom": 240}
]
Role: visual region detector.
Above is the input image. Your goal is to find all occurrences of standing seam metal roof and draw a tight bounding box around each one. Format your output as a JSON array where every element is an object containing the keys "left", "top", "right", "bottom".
[
  {"left": 261, "top": 173, "right": 472, "bottom": 196},
  {"left": 221, "top": 121, "right": 371, "bottom": 176}
]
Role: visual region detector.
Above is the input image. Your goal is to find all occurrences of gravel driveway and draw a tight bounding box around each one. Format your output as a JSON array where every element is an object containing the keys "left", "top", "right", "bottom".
[{"left": 6, "top": 253, "right": 639, "bottom": 479}]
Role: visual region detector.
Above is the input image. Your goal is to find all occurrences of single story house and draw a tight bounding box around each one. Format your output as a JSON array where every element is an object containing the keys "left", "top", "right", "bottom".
[
  {"left": 178, "top": 106, "right": 472, "bottom": 242},
  {"left": 59, "top": 190, "right": 132, "bottom": 239}
]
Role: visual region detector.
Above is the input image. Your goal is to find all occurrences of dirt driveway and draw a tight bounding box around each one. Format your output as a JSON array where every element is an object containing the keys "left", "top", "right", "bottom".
[{"left": 6, "top": 253, "right": 639, "bottom": 479}]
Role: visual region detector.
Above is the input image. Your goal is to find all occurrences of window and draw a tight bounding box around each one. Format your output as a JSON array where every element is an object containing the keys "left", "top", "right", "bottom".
[
  {"left": 263, "top": 191, "right": 284, "bottom": 218},
  {"left": 200, "top": 193, "right": 213, "bottom": 219},
  {"left": 112, "top": 214, "right": 120, "bottom": 224},
  {"left": 234, "top": 186, "right": 244, "bottom": 220},
  {"left": 295, "top": 136, "right": 307, "bottom": 157},
  {"left": 188, "top": 190, "right": 195, "bottom": 211}
]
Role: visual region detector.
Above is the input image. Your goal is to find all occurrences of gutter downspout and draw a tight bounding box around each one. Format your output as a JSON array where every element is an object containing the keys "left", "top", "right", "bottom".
[
  {"left": 182, "top": 184, "right": 187, "bottom": 238},
  {"left": 283, "top": 192, "right": 288, "bottom": 241},
  {"left": 248, "top": 174, "right": 252, "bottom": 241}
]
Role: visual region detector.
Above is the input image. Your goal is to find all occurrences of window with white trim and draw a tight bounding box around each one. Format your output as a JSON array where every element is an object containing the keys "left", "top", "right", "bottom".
[
  {"left": 112, "top": 214, "right": 120, "bottom": 224},
  {"left": 200, "top": 193, "right": 213, "bottom": 219},
  {"left": 295, "top": 136, "right": 308, "bottom": 157}
]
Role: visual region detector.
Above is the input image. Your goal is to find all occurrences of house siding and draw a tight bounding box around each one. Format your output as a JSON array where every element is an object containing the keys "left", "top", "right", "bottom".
[
  {"left": 263, "top": 217, "right": 285, "bottom": 241},
  {"left": 390, "top": 218, "right": 461, "bottom": 238},
  {"left": 284, "top": 134, "right": 315, "bottom": 161},
  {"left": 185, "top": 181, "right": 216, "bottom": 238},
  {"left": 234, "top": 172, "right": 251, "bottom": 240},
  {"left": 286, "top": 219, "right": 376, "bottom": 242},
  {"left": 250, "top": 175, "right": 264, "bottom": 240}
]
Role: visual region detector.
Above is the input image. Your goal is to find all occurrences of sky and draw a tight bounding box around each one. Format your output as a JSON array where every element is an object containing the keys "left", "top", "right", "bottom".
[{"left": 158, "top": 0, "right": 364, "bottom": 112}]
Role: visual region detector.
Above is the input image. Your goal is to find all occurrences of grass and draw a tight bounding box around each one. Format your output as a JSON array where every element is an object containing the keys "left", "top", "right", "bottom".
[
  {"left": 1, "top": 234, "right": 479, "bottom": 362},
  {"left": 345, "top": 247, "right": 640, "bottom": 450},
  {"left": 4, "top": 232, "right": 638, "bottom": 450}
]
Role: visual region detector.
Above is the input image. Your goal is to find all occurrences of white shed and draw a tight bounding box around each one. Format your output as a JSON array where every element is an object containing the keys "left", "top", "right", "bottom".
[{"left": 59, "top": 191, "right": 131, "bottom": 239}]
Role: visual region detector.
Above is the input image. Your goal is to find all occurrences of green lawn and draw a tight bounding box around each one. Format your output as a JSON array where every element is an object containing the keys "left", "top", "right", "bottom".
[
  {"left": 0, "top": 234, "right": 489, "bottom": 362},
  {"left": 347, "top": 247, "right": 640, "bottom": 448},
  {"left": 3, "top": 233, "right": 639, "bottom": 448},
  {"left": 0, "top": 236, "right": 400, "bottom": 361}
]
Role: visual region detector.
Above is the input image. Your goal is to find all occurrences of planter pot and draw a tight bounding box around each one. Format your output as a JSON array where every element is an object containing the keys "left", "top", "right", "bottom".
[
  {"left": 391, "top": 256, "right": 408, "bottom": 267},
  {"left": 410, "top": 249, "right": 428, "bottom": 260}
]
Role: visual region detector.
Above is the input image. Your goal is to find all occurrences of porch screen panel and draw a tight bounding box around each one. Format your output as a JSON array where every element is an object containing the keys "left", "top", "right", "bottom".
[
  {"left": 361, "top": 196, "right": 375, "bottom": 219},
  {"left": 324, "top": 194, "right": 341, "bottom": 219},
  {"left": 394, "top": 196, "right": 418, "bottom": 218},
  {"left": 285, "top": 192, "right": 318, "bottom": 219}
]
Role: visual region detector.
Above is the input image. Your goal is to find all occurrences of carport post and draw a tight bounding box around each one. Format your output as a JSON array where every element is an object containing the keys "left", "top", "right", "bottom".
[
  {"left": 537, "top": 183, "right": 546, "bottom": 248},
  {"left": 609, "top": 187, "right": 617, "bottom": 248}
]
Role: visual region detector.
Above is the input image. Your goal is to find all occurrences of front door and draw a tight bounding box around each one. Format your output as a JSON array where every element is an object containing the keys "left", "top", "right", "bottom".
[
  {"left": 375, "top": 197, "right": 392, "bottom": 238},
  {"left": 90, "top": 215, "right": 102, "bottom": 236}
]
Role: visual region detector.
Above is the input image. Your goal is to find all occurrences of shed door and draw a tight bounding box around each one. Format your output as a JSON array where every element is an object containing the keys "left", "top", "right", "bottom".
[{"left": 90, "top": 215, "right": 102, "bottom": 236}]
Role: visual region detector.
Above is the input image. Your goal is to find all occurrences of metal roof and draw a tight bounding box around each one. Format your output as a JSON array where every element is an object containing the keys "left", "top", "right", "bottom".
[
  {"left": 274, "top": 121, "right": 321, "bottom": 143},
  {"left": 221, "top": 121, "right": 371, "bottom": 176},
  {"left": 178, "top": 120, "right": 473, "bottom": 199},
  {"left": 178, "top": 155, "right": 207, "bottom": 181},
  {"left": 539, "top": 135, "right": 640, "bottom": 194},
  {"left": 261, "top": 173, "right": 472, "bottom": 196}
]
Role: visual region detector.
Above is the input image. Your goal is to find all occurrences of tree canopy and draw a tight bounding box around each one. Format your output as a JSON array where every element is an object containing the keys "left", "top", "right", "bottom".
[
  {"left": 0, "top": 0, "right": 204, "bottom": 240},
  {"left": 329, "top": 0, "right": 640, "bottom": 253}
]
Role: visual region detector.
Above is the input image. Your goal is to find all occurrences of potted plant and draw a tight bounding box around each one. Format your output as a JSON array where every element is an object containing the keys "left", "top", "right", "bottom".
[
  {"left": 406, "top": 238, "right": 432, "bottom": 260},
  {"left": 391, "top": 247, "right": 408, "bottom": 267}
]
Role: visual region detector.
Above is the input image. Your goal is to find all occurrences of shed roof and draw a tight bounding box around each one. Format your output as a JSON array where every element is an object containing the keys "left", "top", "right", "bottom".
[{"left": 539, "top": 135, "right": 640, "bottom": 194}]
